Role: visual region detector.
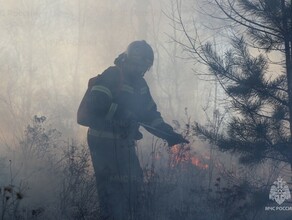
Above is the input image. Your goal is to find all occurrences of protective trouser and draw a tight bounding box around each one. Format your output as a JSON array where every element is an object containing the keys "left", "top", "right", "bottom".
[{"left": 87, "top": 131, "right": 143, "bottom": 220}]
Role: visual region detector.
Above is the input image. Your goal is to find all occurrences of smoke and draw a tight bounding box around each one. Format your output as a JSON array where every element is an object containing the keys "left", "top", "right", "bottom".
[
  {"left": 0, "top": 0, "right": 220, "bottom": 186},
  {"left": 0, "top": 1, "right": 236, "bottom": 218},
  {"left": 0, "top": 0, "right": 217, "bottom": 137}
]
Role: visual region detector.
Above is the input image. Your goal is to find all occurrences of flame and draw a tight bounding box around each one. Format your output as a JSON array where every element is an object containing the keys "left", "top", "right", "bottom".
[
  {"left": 169, "top": 144, "right": 209, "bottom": 169},
  {"left": 191, "top": 156, "right": 209, "bottom": 169}
]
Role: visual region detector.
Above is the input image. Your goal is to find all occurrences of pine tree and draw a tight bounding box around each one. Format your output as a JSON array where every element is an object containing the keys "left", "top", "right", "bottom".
[{"left": 183, "top": 0, "right": 292, "bottom": 167}]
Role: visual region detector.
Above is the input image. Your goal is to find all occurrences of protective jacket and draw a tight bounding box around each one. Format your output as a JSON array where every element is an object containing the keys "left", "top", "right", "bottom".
[{"left": 77, "top": 66, "right": 175, "bottom": 141}]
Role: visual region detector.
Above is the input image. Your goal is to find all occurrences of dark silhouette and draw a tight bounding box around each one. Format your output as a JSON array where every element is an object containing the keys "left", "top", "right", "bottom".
[{"left": 77, "top": 40, "right": 188, "bottom": 219}]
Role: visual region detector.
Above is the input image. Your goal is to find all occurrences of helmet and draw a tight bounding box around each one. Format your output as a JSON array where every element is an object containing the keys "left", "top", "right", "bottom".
[{"left": 125, "top": 40, "right": 154, "bottom": 70}]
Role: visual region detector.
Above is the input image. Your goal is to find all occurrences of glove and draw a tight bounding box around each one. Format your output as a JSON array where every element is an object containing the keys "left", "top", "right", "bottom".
[
  {"left": 166, "top": 132, "right": 189, "bottom": 146},
  {"left": 149, "top": 122, "right": 189, "bottom": 146}
]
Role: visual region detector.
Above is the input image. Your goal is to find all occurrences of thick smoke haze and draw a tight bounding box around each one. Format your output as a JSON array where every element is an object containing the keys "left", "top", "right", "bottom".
[
  {"left": 0, "top": 0, "right": 216, "bottom": 210},
  {"left": 1, "top": 1, "right": 289, "bottom": 220},
  {"left": 0, "top": 0, "right": 216, "bottom": 145}
]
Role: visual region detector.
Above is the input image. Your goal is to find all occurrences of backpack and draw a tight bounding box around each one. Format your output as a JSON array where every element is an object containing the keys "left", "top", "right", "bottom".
[{"left": 77, "top": 75, "right": 100, "bottom": 127}]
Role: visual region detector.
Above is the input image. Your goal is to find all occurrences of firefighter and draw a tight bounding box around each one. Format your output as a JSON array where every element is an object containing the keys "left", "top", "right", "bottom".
[{"left": 77, "top": 40, "right": 188, "bottom": 220}]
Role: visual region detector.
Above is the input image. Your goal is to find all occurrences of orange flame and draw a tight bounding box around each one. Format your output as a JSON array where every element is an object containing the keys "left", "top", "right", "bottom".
[
  {"left": 191, "top": 156, "right": 209, "bottom": 169},
  {"left": 170, "top": 145, "right": 209, "bottom": 169}
]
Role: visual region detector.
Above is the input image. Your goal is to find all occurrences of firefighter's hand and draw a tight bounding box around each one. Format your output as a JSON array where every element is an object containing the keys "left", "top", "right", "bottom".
[{"left": 166, "top": 132, "right": 189, "bottom": 146}]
